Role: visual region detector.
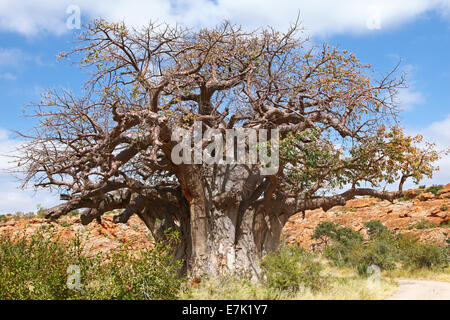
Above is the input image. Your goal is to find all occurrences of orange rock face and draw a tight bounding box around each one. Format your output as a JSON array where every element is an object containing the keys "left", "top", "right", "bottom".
[
  {"left": 0, "top": 215, "right": 153, "bottom": 255},
  {"left": 282, "top": 189, "right": 450, "bottom": 251},
  {"left": 438, "top": 183, "right": 450, "bottom": 198},
  {"left": 419, "top": 192, "right": 435, "bottom": 202}
]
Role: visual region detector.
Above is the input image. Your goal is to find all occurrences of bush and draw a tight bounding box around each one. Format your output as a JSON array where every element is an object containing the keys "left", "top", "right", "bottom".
[
  {"left": 322, "top": 242, "right": 352, "bottom": 267},
  {"left": 313, "top": 222, "right": 364, "bottom": 268},
  {"left": 324, "top": 231, "right": 398, "bottom": 273},
  {"left": 397, "top": 235, "right": 449, "bottom": 270},
  {"left": 261, "top": 245, "right": 326, "bottom": 292},
  {"left": 0, "top": 230, "right": 184, "bottom": 300},
  {"left": 316, "top": 220, "right": 449, "bottom": 274},
  {"left": 0, "top": 233, "right": 88, "bottom": 300},
  {"left": 407, "top": 219, "right": 437, "bottom": 230},
  {"left": 349, "top": 233, "right": 398, "bottom": 275},
  {"left": 83, "top": 230, "right": 184, "bottom": 300},
  {"left": 312, "top": 221, "right": 363, "bottom": 247}
]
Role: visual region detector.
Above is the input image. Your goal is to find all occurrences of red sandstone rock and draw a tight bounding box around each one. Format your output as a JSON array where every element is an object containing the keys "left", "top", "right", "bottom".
[
  {"left": 438, "top": 183, "right": 450, "bottom": 196},
  {"left": 0, "top": 215, "right": 153, "bottom": 255},
  {"left": 283, "top": 186, "right": 450, "bottom": 250},
  {"left": 420, "top": 192, "right": 435, "bottom": 201}
]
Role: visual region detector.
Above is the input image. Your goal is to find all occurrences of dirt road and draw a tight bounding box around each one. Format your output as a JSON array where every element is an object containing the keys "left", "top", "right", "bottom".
[{"left": 388, "top": 280, "right": 450, "bottom": 300}]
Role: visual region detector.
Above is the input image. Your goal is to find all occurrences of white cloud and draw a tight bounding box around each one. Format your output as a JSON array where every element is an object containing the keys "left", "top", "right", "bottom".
[
  {"left": 0, "top": 0, "right": 69, "bottom": 36},
  {"left": 0, "top": 72, "right": 16, "bottom": 81},
  {"left": 390, "top": 64, "right": 425, "bottom": 112},
  {"left": 0, "top": 127, "right": 9, "bottom": 141},
  {"left": 421, "top": 114, "right": 450, "bottom": 146},
  {"left": 0, "top": 176, "right": 58, "bottom": 213},
  {"left": 403, "top": 115, "right": 450, "bottom": 189},
  {"left": 0, "top": 47, "right": 47, "bottom": 79},
  {"left": 2, "top": 0, "right": 450, "bottom": 36},
  {"left": 0, "top": 128, "right": 60, "bottom": 214},
  {"left": 0, "top": 48, "right": 25, "bottom": 67},
  {"left": 0, "top": 128, "right": 18, "bottom": 171},
  {"left": 396, "top": 87, "right": 425, "bottom": 111}
]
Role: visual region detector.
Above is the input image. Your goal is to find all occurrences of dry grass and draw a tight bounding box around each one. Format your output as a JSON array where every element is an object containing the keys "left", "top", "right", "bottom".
[
  {"left": 385, "top": 267, "right": 450, "bottom": 282},
  {"left": 180, "top": 253, "right": 450, "bottom": 300},
  {"left": 180, "top": 265, "right": 399, "bottom": 300}
]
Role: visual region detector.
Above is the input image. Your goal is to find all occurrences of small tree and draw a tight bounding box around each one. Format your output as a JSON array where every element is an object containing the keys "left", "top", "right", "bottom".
[{"left": 14, "top": 19, "right": 445, "bottom": 276}]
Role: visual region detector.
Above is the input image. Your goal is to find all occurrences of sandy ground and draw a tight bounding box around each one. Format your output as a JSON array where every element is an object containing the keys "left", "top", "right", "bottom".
[{"left": 388, "top": 280, "right": 450, "bottom": 300}]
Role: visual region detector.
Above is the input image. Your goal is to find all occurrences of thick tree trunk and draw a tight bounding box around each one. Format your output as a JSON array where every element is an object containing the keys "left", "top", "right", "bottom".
[
  {"left": 190, "top": 202, "right": 289, "bottom": 276},
  {"left": 180, "top": 164, "right": 291, "bottom": 276},
  {"left": 135, "top": 164, "right": 291, "bottom": 277},
  {"left": 139, "top": 200, "right": 289, "bottom": 277}
]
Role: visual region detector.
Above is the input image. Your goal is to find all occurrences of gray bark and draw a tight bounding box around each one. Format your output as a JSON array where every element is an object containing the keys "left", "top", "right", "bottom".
[{"left": 136, "top": 164, "right": 289, "bottom": 277}]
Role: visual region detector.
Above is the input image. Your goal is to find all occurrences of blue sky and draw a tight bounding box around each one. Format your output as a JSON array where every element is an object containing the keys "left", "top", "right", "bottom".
[{"left": 0, "top": 0, "right": 449, "bottom": 213}]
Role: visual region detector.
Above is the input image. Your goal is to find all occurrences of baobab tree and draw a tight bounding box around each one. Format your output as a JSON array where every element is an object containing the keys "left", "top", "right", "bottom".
[{"left": 16, "top": 19, "right": 442, "bottom": 276}]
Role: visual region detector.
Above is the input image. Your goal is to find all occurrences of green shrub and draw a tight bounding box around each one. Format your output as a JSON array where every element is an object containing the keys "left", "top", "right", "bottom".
[
  {"left": 425, "top": 185, "right": 443, "bottom": 196},
  {"left": 312, "top": 221, "right": 363, "bottom": 247},
  {"left": 324, "top": 231, "right": 398, "bottom": 273},
  {"left": 407, "top": 219, "right": 437, "bottom": 230},
  {"left": 350, "top": 234, "right": 398, "bottom": 275},
  {"left": 313, "top": 222, "right": 364, "bottom": 267},
  {"left": 0, "top": 230, "right": 184, "bottom": 300},
  {"left": 59, "top": 221, "right": 71, "bottom": 227},
  {"left": 261, "top": 245, "right": 326, "bottom": 292},
  {"left": 317, "top": 220, "right": 449, "bottom": 274},
  {"left": 83, "top": 230, "right": 184, "bottom": 300},
  {"left": 364, "top": 220, "right": 389, "bottom": 239},
  {"left": 323, "top": 242, "right": 353, "bottom": 267},
  {"left": 397, "top": 236, "right": 449, "bottom": 270},
  {"left": 36, "top": 204, "right": 47, "bottom": 218},
  {"left": 0, "top": 233, "right": 88, "bottom": 300}
]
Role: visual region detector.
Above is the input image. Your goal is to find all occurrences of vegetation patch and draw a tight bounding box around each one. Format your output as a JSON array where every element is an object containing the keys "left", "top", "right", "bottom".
[
  {"left": 425, "top": 185, "right": 444, "bottom": 196},
  {"left": 261, "top": 245, "right": 326, "bottom": 292},
  {"left": 315, "top": 221, "right": 449, "bottom": 275},
  {"left": 406, "top": 219, "right": 438, "bottom": 230},
  {"left": 0, "top": 231, "right": 183, "bottom": 300}
]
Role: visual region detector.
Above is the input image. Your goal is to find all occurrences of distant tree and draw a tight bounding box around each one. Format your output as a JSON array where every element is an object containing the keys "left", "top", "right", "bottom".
[{"left": 14, "top": 19, "right": 445, "bottom": 276}]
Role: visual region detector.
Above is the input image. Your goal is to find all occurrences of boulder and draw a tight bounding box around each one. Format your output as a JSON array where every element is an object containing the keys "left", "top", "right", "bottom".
[
  {"left": 405, "top": 189, "right": 420, "bottom": 199},
  {"left": 437, "top": 183, "right": 450, "bottom": 196},
  {"left": 419, "top": 192, "right": 435, "bottom": 201}
]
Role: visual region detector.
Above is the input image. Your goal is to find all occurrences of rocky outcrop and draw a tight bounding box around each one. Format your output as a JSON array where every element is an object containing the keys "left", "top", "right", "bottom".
[
  {"left": 283, "top": 187, "right": 450, "bottom": 250},
  {"left": 438, "top": 183, "right": 450, "bottom": 198},
  {"left": 0, "top": 215, "right": 153, "bottom": 255}
]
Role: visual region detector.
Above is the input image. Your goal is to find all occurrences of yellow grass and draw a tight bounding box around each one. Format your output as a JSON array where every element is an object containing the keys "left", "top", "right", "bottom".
[
  {"left": 179, "top": 265, "right": 399, "bottom": 300},
  {"left": 385, "top": 267, "right": 450, "bottom": 282}
]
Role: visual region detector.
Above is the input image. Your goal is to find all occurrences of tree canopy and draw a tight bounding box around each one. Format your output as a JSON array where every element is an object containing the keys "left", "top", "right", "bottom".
[{"left": 13, "top": 19, "right": 446, "bottom": 275}]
